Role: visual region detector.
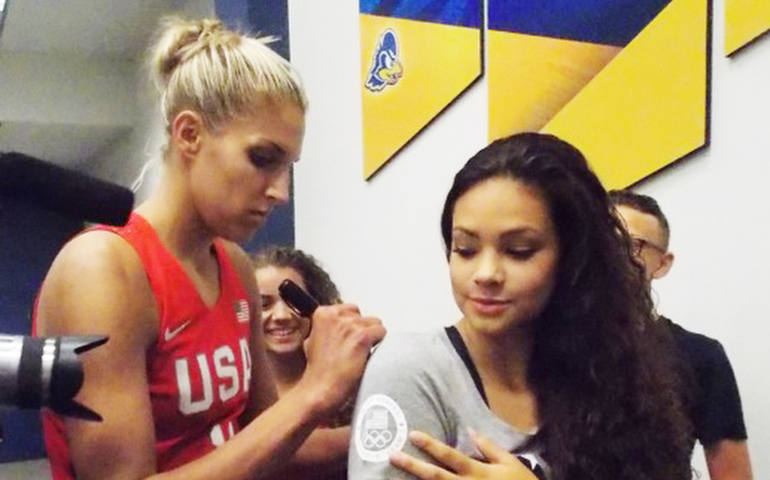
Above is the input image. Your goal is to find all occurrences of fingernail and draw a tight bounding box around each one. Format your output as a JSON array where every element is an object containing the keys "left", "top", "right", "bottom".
[
  {"left": 467, "top": 426, "right": 478, "bottom": 439},
  {"left": 389, "top": 450, "right": 407, "bottom": 464},
  {"left": 408, "top": 430, "right": 427, "bottom": 446}
]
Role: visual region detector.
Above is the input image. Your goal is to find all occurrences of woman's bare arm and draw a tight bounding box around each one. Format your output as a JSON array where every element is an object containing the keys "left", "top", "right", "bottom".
[
  {"left": 37, "top": 233, "right": 384, "bottom": 480},
  {"left": 37, "top": 232, "right": 162, "bottom": 478}
]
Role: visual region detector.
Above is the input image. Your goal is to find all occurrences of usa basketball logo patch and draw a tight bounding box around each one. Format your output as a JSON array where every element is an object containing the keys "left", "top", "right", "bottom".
[
  {"left": 354, "top": 394, "right": 408, "bottom": 462},
  {"left": 365, "top": 29, "right": 403, "bottom": 92}
]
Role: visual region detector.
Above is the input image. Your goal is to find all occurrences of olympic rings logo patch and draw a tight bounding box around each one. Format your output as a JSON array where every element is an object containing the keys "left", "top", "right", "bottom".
[
  {"left": 363, "top": 428, "right": 393, "bottom": 449},
  {"left": 354, "top": 393, "right": 408, "bottom": 462}
]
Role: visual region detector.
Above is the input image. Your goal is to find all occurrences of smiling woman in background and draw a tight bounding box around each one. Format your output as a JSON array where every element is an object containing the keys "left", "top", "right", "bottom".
[
  {"left": 253, "top": 246, "right": 351, "bottom": 480},
  {"left": 349, "top": 133, "right": 693, "bottom": 480},
  {"left": 33, "top": 16, "right": 384, "bottom": 480}
]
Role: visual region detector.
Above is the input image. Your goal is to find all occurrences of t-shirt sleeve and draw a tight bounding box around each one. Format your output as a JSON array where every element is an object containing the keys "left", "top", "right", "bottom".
[
  {"left": 348, "top": 335, "right": 454, "bottom": 479},
  {"left": 696, "top": 340, "right": 748, "bottom": 445}
]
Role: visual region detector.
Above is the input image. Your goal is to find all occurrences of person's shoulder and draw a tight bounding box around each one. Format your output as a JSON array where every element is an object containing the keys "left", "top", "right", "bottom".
[
  {"left": 38, "top": 230, "right": 155, "bottom": 338},
  {"left": 664, "top": 317, "right": 727, "bottom": 363},
  {"left": 357, "top": 329, "right": 457, "bottom": 416},
  {"left": 48, "top": 229, "right": 145, "bottom": 284},
  {"left": 366, "top": 329, "right": 453, "bottom": 375},
  {"left": 372, "top": 329, "right": 451, "bottom": 358}
]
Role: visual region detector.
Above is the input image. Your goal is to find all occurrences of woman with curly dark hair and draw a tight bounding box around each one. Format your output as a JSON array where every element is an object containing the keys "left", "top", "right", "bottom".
[
  {"left": 253, "top": 246, "right": 350, "bottom": 480},
  {"left": 253, "top": 246, "right": 342, "bottom": 397},
  {"left": 349, "top": 132, "right": 693, "bottom": 480}
]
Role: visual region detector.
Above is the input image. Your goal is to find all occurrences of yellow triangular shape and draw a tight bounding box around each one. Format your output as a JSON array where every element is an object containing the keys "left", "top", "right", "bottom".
[
  {"left": 360, "top": 15, "right": 481, "bottom": 179},
  {"left": 488, "top": 31, "right": 620, "bottom": 141},
  {"left": 726, "top": 0, "right": 770, "bottom": 55},
  {"left": 543, "top": 0, "right": 707, "bottom": 189}
]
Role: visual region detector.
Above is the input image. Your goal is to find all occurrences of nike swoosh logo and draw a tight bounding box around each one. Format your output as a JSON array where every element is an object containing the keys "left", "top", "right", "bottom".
[{"left": 164, "top": 320, "right": 192, "bottom": 342}]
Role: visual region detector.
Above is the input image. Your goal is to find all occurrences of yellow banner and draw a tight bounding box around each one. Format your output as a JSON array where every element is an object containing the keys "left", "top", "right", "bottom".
[
  {"left": 360, "top": 14, "right": 481, "bottom": 179},
  {"left": 725, "top": 0, "right": 770, "bottom": 55},
  {"left": 543, "top": 0, "right": 708, "bottom": 189}
]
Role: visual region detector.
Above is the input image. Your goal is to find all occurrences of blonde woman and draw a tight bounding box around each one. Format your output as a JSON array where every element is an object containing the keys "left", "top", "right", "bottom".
[{"left": 33, "top": 17, "right": 384, "bottom": 480}]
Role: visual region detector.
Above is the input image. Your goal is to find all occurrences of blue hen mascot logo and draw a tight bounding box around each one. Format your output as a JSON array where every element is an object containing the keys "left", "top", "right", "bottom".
[{"left": 365, "top": 29, "right": 403, "bottom": 92}]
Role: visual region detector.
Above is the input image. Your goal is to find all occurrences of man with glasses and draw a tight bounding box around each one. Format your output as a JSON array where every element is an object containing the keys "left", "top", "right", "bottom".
[{"left": 610, "top": 190, "right": 752, "bottom": 480}]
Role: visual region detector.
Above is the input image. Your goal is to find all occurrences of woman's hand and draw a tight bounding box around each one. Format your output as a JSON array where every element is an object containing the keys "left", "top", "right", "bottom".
[
  {"left": 300, "top": 304, "right": 386, "bottom": 415},
  {"left": 390, "top": 430, "right": 539, "bottom": 480}
]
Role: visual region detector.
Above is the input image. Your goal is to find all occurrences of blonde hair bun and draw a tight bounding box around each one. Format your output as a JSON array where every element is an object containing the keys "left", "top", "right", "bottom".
[
  {"left": 150, "top": 17, "right": 231, "bottom": 91},
  {"left": 147, "top": 16, "right": 306, "bottom": 130}
]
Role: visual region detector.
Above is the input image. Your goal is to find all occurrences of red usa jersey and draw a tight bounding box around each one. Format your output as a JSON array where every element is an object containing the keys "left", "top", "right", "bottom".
[{"left": 38, "top": 213, "right": 254, "bottom": 479}]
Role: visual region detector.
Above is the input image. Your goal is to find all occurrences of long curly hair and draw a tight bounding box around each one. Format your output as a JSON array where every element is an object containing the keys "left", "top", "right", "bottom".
[{"left": 441, "top": 133, "right": 693, "bottom": 480}]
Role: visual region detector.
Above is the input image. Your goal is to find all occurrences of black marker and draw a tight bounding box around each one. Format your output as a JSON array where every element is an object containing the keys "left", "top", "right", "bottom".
[
  {"left": 280, "top": 279, "right": 382, "bottom": 352},
  {"left": 278, "top": 279, "right": 319, "bottom": 318}
]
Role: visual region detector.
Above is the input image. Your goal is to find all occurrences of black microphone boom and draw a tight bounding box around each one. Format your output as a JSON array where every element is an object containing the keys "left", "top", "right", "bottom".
[{"left": 0, "top": 152, "right": 134, "bottom": 226}]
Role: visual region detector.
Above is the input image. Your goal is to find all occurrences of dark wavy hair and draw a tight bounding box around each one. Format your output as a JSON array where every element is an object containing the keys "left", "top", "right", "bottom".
[
  {"left": 252, "top": 246, "right": 341, "bottom": 306},
  {"left": 441, "top": 133, "right": 692, "bottom": 480}
]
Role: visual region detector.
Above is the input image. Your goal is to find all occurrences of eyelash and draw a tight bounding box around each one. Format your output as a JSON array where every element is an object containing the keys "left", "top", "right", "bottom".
[
  {"left": 249, "top": 151, "right": 280, "bottom": 170},
  {"left": 452, "top": 246, "right": 536, "bottom": 260},
  {"left": 452, "top": 247, "right": 476, "bottom": 258},
  {"left": 506, "top": 248, "right": 535, "bottom": 260}
]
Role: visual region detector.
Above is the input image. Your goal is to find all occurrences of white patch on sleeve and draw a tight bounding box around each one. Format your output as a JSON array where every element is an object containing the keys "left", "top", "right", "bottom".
[{"left": 354, "top": 393, "right": 408, "bottom": 462}]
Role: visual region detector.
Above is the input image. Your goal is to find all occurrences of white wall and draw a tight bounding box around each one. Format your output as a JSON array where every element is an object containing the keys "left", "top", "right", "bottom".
[
  {"left": 289, "top": 1, "right": 769, "bottom": 478},
  {"left": 290, "top": 0, "right": 479, "bottom": 331},
  {"left": 638, "top": 2, "right": 770, "bottom": 475}
]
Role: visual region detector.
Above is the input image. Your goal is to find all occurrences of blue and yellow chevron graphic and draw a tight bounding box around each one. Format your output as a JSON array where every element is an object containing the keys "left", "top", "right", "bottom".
[
  {"left": 489, "top": 0, "right": 709, "bottom": 189},
  {"left": 360, "top": 0, "right": 482, "bottom": 179},
  {"left": 726, "top": 0, "right": 770, "bottom": 56},
  {"left": 359, "top": 1, "right": 710, "bottom": 187}
]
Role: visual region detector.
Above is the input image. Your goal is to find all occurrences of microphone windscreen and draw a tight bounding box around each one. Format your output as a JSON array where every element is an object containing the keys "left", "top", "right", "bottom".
[{"left": 0, "top": 152, "right": 134, "bottom": 225}]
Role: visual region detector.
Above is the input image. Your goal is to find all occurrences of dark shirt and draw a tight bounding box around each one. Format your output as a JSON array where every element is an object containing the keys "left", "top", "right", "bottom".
[{"left": 663, "top": 317, "right": 748, "bottom": 446}]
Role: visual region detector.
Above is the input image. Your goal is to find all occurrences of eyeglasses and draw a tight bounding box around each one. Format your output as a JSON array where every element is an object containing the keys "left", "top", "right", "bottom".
[{"left": 630, "top": 237, "right": 666, "bottom": 256}]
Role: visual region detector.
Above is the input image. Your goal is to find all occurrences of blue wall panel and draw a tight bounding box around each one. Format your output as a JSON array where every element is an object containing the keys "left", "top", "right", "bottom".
[{"left": 0, "top": 198, "right": 83, "bottom": 462}]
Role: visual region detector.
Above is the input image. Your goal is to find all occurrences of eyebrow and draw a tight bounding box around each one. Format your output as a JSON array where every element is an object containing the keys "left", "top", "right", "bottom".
[
  {"left": 251, "top": 141, "right": 286, "bottom": 157},
  {"left": 453, "top": 226, "right": 542, "bottom": 238}
]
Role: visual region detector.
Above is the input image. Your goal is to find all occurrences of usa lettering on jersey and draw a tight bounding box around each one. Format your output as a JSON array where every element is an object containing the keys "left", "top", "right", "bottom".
[{"left": 174, "top": 337, "right": 252, "bottom": 415}]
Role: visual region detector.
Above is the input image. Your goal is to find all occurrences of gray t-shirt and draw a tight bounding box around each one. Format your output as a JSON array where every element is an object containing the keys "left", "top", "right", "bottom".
[{"left": 348, "top": 328, "right": 549, "bottom": 479}]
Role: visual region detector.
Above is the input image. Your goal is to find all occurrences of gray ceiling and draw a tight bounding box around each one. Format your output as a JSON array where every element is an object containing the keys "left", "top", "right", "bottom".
[
  {"left": 0, "top": 0, "right": 191, "bottom": 168},
  {"left": 0, "top": 0, "right": 184, "bottom": 58}
]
